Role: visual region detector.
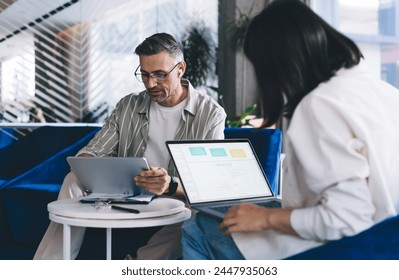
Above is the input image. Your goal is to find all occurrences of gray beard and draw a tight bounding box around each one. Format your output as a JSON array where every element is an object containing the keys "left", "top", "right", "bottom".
[{"left": 158, "top": 88, "right": 178, "bottom": 105}]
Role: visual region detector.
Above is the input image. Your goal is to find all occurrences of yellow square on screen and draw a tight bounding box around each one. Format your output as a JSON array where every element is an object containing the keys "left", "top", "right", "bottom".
[{"left": 229, "top": 149, "right": 246, "bottom": 158}]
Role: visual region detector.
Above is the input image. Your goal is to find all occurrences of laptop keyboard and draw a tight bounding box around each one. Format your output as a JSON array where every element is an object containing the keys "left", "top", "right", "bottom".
[
  {"left": 258, "top": 200, "right": 282, "bottom": 208},
  {"left": 212, "top": 200, "right": 281, "bottom": 214}
]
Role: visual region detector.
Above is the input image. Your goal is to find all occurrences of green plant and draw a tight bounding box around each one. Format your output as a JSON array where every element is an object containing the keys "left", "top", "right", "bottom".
[
  {"left": 226, "top": 104, "right": 262, "bottom": 128},
  {"left": 181, "top": 22, "right": 216, "bottom": 88}
]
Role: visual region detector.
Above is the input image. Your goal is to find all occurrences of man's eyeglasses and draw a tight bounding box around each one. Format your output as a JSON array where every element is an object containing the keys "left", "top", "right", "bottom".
[{"left": 134, "top": 62, "right": 181, "bottom": 83}]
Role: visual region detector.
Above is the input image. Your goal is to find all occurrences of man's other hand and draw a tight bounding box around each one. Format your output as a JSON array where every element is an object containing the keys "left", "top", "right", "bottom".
[{"left": 134, "top": 167, "right": 170, "bottom": 195}]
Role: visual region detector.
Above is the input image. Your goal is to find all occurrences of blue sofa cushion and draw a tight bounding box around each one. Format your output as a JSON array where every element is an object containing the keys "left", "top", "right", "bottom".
[
  {"left": 286, "top": 215, "right": 399, "bottom": 260},
  {"left": 3, "top": 184, "right": 60, "bottom": 247},
  {"left": 0, "top": 129, "right": 99, "bottom": 189},
  {"left": 0, "top": 126, "right": 100, "bottom": 182},
  {"left": 224, "top": 128, "right": 282, "bottom": 195}
]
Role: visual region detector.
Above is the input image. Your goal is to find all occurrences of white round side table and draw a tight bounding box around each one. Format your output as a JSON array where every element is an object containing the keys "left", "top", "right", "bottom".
[{"left": 47, "top": 197, "right": 191, "bottom": 260}]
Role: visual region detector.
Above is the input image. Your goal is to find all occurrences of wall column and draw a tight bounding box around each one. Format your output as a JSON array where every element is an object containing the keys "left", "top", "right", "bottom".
[{"left": 218, "top": 0, "right": 268, "bottom": 119}]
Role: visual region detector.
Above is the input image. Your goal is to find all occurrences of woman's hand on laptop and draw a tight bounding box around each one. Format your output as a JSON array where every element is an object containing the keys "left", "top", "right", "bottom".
[
  {"left": 134, "top": 166, "right": 170, "bottom": 195},
  {"left": 219, "top": 203, "right": 295, "bottom": 236}
]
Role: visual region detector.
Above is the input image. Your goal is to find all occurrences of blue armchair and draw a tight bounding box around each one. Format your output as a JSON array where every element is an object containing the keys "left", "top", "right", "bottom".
[{"left": 224, "top": 128, "right": 282, "bottom": 196}]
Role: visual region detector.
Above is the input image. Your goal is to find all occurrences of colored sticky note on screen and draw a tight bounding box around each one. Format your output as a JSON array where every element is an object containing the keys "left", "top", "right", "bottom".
[
  {"left": 189, "top": 147, "right": 207, "bottom": 156},
  {"left": 210, "top": 148, "right": 227, "bottom": 157},
  {"left": 229, "top": 149, "right": 246, "bottom": 158}
]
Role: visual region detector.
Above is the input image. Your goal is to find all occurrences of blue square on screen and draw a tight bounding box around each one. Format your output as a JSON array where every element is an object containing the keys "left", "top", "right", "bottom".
[
  {"left": 189, "top": 147, "right": 207, "bottom": 156},
  {"left": 210, "top": 148, "right": 227, "bottom": 157}
]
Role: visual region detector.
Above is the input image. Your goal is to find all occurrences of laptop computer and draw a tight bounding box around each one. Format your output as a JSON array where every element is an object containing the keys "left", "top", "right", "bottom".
[
  {"left": 166, "top": 139, "right": 281, "bottom": 219},
  {"left": 67, "top": 157, "right": 152, "bottom": 202}
]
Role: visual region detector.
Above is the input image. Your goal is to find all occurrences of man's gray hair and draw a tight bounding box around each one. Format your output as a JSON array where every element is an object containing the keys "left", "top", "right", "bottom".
[{"left": 135, "top": 33, "right": 184, "bottom": 60}]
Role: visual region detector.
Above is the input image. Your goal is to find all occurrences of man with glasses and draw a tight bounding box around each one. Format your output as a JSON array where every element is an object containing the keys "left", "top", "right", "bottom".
[{"left": 34, "top": 33, "right": 226, "bottom": 260}]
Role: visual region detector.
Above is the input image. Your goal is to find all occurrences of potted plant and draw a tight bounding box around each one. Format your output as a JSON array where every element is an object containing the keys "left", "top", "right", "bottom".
[{"left": 181, "top": 21, "right": 216, "bottom": 89}]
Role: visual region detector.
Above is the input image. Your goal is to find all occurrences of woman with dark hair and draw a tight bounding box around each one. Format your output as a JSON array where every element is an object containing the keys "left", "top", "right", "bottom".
[{"left": 181, "top": 0, "right": 399, "bottom": 259}]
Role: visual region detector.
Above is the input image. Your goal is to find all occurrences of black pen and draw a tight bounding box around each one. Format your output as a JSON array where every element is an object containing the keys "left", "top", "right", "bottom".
[{"left": 111, "top": 205, "right": 140, "bottom": 214}]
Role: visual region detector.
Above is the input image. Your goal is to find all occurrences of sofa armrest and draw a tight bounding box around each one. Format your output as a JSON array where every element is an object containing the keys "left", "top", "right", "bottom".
[{"left": 286, "top": 215, "right": 399, "bottom": 260}]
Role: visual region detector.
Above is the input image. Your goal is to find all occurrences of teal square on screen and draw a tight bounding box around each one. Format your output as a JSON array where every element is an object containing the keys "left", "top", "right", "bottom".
[
  {"left": 210, "top": 148, "right": 227, "bottom": 157},
  {"left": 189, "top": 147, "right": 207, "bottom": 156}
]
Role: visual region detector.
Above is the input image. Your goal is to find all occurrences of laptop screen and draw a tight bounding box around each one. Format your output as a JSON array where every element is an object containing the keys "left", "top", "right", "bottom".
[{"left": 166, "top": 140, "right": 273, "bottom": 204}]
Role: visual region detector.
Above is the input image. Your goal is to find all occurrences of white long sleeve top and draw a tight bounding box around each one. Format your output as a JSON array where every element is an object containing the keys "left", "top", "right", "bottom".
[{"left": 233, "top": 61, "right": 399, "bottom": 259}]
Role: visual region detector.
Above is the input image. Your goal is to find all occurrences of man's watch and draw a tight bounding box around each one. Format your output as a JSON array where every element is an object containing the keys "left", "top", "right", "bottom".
[{"left": 165, "top": 176, "right": 178, "bottom": 196}]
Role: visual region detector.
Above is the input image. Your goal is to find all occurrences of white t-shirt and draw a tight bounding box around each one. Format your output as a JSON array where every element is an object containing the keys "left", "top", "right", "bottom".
[{"left": 144, "top": 100, "right": 187, "bottom": 168}]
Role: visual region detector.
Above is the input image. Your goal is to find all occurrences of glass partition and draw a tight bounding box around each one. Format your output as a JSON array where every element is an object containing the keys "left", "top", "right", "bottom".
[{"left": 0, "top": 0, "right": 218, "bottom": 131}]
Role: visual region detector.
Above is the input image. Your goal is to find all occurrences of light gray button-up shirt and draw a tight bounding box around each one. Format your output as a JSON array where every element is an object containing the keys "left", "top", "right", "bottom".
[{"left": 79, "top": 79, "right": 226, "bottom": 176}]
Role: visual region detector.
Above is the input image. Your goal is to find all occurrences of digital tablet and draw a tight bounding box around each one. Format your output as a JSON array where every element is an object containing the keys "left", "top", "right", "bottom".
[{"left": 67, "top": 156, "right": 150, "bottom": 198}]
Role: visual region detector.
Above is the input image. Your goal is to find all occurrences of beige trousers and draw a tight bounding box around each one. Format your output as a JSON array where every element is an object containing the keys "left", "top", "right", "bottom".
[{"left": 33, "top": 172, "right": 182, "bottom": 260}]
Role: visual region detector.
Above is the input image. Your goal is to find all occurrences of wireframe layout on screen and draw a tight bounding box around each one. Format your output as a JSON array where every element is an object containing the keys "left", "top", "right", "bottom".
[{"left": 166, "top": 139, "right": 281, "bottom": 218}]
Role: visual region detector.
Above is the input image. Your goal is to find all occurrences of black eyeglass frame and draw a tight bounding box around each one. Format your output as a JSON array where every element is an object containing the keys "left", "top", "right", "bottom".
[{"left": 134, "top": 62, "right": 181, "bottom": 83}]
